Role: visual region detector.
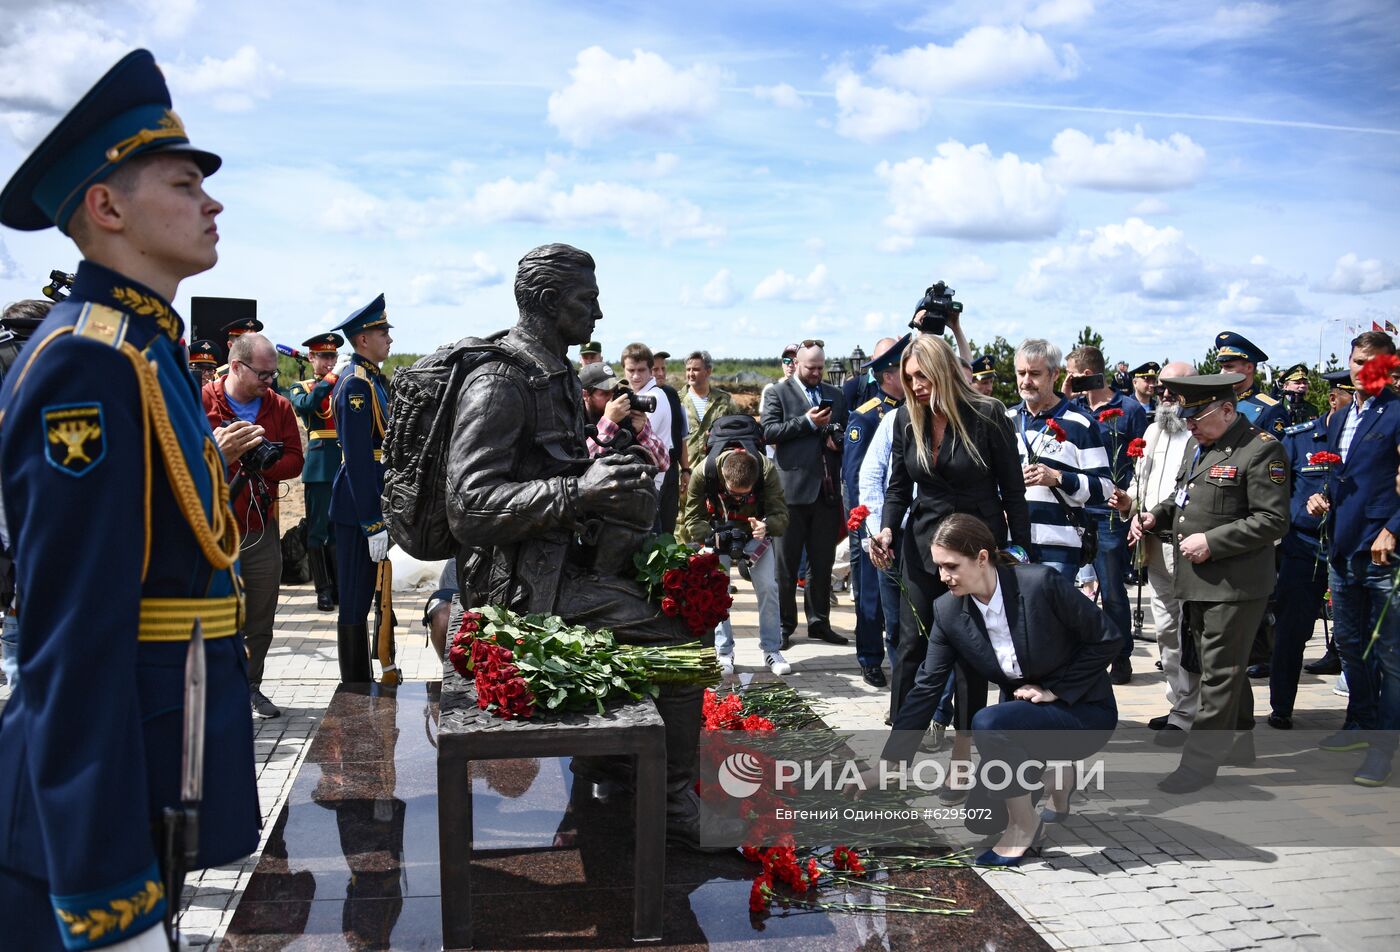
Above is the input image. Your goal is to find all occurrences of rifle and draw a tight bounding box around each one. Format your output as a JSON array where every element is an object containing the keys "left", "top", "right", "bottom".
[
  {"left": 162, "top": 620, "right": 205, "bottom": 951},
  {"left": 375, "top": 560, "right": 400, "bottom": 686}
]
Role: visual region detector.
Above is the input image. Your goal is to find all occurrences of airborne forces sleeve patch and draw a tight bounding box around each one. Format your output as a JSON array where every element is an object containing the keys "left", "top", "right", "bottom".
[
  {"left": 42, "top": 403, "right": 106, "bottom": 476},
  {"left": 348, "top": 393, "right": 366, "bottom": 413}
]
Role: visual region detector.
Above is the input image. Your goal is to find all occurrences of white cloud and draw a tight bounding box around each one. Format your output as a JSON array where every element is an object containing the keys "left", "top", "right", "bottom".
[
  {"left": 862, "top": 311, "right": 895, "bottom": 332},
  {"left": 131, "top": 0, "right": 200, "bottom": 38},
  {"left": 1217, "top": 278, "right": 1308, "bottom": 317},
  {"left": 753, "top": 264, "right": 833, "bottom": 302},
  {"left": 878, "top": 235, "right": 916, "bottom": 253},
  {"left": 1045, "top": 126, "right": 1207, "bottom": 192},
  {"left": 1209, "top": 2, "right": 1281, "bottom": 39},
  {"left": 1018, "top": 217, "right": 1213, "bottom": 300},
  {"left": 753, "top": 83, "right": 807, "bottom": 109},
  {"left": 1316, "top": 252, "right": 1400, "bottom": 294},
  {"left": 870, "top": 25, "right": 1080, "bottom": 97},
  {"left": 1024, "top": 0, "right": 1096, "bottom": 29},
  {"left": 878, "top": 141, "right": 1066, "bottom": 242},
  {"left": 646, "top": 152, "right": 680, "bottom": 177},
  {"left": 163, "top": 45, "right": 282, "bottom": 112},
  {"left": 0, "top": 6, "right": 129, "bottom": 144},
  {"left": 315, "top": 169, "right": 723, "bottom": 245},
  {"left": 0, "top": 237, "right": 17, "bottom": 280},
  {"left": 830, "top": 67, "right": 929, "bottom": 142},
  {"left": 407, "top": 253, "right": 504, "bottom": 305},
  {"left": 1130, "top": 197, "right": 1175, "bottom": 216},
  {"left": 948, "top": 254, "right": 1001, "bottom": 283},
  {"left": 680, "top": 268, "right": 740, "bottom": 308},
  {"left": 546, "top": 47, "right": 727, "bottom": 146}
]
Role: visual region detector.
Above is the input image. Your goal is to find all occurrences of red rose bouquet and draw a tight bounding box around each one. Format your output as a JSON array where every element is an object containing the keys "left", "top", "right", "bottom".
[
  {"left": 635, "top": 534, "right": 733, "bottom": 637},
  {"left": 448, "top": 606, "right": 720, "bottom": 720}
]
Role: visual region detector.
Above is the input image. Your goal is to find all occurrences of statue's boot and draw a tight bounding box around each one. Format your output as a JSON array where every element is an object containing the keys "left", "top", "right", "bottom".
[{"left": 653, "top": 682, "right": 746, "bottom": 852}]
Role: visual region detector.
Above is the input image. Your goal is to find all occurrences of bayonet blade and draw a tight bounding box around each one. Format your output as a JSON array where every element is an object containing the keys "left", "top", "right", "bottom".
[{"left": 180, "top": 620, "right": 206, "bottom": 806}]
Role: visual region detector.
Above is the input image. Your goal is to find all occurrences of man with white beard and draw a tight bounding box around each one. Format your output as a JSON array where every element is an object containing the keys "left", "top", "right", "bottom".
[{"left": 1112, "top": 361, "right": 1200, "bottom": 744}]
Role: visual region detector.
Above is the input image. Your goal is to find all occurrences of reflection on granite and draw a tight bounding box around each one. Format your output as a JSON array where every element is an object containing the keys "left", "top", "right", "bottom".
[{"left": 221, "top": 682, "right": 1046, "bottom": 951}]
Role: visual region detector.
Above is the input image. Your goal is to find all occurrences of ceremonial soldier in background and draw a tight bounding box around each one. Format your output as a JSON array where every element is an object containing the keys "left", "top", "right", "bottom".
[
  {"left": 970, "top": 353, "right": 997, "bottom": 398},
  {"left": 841, "top": 337, "right": 906, "bottom": 687},
  {"left": 330, "top": 296, "right": 393, "bottom": 683},
  {"left": 0, "top": 49, "right": 258, "bottom": 950},
  {"left": 289, "top": 332, "right": 345, "bottom": 612},
  {"left": 216, "top": 314, "right": 263, "bottom": 379},
  {"left": 188, "top": 337, "right": 219, "bottom": 386},
  {"left": 1131, "top": 360, "right": 1160, "bottom": 424},
  {"left": 1131, "top": 373, "right": 1290, "bottom": 793},
  {"left": 1215, "top": 331, "right": 1289, "bottom": 437},
  {"left": 1276, "top": 362, "right": 1318, "bottom": 427}
]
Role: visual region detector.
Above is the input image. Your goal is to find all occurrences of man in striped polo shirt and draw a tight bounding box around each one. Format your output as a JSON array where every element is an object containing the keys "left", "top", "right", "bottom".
[{"left": 1007, "top": 339, "right": 1115, "bottom": 581}]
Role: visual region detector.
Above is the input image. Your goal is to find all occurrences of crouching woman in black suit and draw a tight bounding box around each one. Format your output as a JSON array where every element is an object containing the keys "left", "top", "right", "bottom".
[{"left": 872, "top": 514, "right": 1120, "bottom": 866}]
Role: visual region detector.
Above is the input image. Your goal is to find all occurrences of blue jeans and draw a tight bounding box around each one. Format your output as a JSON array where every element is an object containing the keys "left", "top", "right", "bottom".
[
  {"left": 715, "top": 538, "right": 782, "bottom": 656},
  {"left": 1040, "top": 561, "right": 1080, "bottom": 583},
  {"left": 0, "top": 613, "right": 18, "bottom": 688},
  {"left": 1329, "top": 554, "right": 1400, "bottom": 753},
  {"left": 1090, "top": 512, "right": 1132, "bottom": 658},
  {"left": 850, "top": 529, "right": 886, "bottom": 667}
]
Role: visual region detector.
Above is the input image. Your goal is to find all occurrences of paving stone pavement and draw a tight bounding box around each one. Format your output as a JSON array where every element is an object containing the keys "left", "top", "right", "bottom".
[{"left": 2, "top": 573, "right": 1395, "bottom": 950}]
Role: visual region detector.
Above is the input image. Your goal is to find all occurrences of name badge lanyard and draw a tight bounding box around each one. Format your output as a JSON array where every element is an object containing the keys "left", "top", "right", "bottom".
[{"left": 1175, "top": 445, "right": 1203, "bottom": 508}]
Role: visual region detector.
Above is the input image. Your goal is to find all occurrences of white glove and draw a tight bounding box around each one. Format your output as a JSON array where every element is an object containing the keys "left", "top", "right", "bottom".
[
  {"left": 368, "top": 529, "right": 390, "bottom": 562},
  {"left": 107, "top": 924, "right": 174, "bottom": 952},
  {"left": 333, "top": 352, "right": 353, "bottom": 375}
]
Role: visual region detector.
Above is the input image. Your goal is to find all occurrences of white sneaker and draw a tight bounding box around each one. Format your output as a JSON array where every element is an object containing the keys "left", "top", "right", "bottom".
[
  {"left": 1334, "top": 672, "right": 1349, "bottom": 697},
  {"left": 765, "top": 651, "right": 792, "bottom": 676},
  {"left": 718, "top": 654, "right": 735, "bottom": 675}
]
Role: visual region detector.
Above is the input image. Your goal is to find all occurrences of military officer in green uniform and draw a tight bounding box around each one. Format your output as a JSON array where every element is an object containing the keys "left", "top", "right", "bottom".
[
  {"left": 288, "top": 332, "right": 344, "bottom": 611},
  {"left": 1276, "top": 362, "right": 1318, "bottom": 427},
  {"left": 1130, "top": 373, "right": 1290, "bottom": 793}
]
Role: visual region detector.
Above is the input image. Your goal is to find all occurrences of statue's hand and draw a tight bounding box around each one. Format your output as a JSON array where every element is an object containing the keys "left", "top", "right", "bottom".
[{"left": 577, "top": 454, "right": 655, "bottom": 515}]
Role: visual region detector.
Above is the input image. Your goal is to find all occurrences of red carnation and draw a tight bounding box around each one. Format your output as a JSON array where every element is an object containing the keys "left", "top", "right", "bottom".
[
  {"left": 846, "top": 504, "right": 870, "bottom": 533},
  {"left": 1046, "top": 419, "right": 1068, "bottom": 442},
  {"left": 749, "top": 872, "right": 773, "bottom": 913},
  {"left": 1308, "top": 451, "right": 1342, "bottom": 466},
  {"left": 1357, "top": 353, "right": 1400, "bottom": 397},
  {"left": 1126, "top": 437, "right": 1147, "bottom": 459},
  {"left": 1098, "top": 408, "right": 1124, "bottom": 423}
]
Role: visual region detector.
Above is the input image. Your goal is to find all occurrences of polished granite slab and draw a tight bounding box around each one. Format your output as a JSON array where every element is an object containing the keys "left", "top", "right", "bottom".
[{"left": 220, "top": 682, "right": 1046, "bottom": 951}]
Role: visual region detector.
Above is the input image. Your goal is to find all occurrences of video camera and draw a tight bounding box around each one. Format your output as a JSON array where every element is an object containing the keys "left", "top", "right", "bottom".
[
  {"left": 909, "top": 280, "right": 963, "bottom": 336},
  {"left": 710, "top": 519, "right": 753, "bottom": 563},
  {"left": 41, "top": 270, "right": 75, "bottom": 304}
]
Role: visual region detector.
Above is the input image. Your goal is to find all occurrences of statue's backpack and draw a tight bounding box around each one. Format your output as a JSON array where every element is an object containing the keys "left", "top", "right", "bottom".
[{"left": 380, "top": 333, "right": 534, "bottom": 560}]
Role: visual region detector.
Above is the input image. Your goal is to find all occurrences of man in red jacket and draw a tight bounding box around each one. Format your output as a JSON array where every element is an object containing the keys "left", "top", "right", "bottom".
[{"left": 203, "top": 332, "right": 305, "bottom": 717}]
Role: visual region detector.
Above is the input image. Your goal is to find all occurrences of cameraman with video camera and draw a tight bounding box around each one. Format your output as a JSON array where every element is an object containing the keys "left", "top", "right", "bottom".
[
  {"left": 683, "top": 439, "right": 790, "bottom": 675},
  {"left": 581, "top": 362, "right": 671, "bottom": 469},
  {"left": 203, "top": 332, "right": 304, "bottom": 718}
]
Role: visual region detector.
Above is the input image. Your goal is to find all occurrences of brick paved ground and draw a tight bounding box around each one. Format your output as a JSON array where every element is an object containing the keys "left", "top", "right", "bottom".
[{"left": 2, "top": 573, "right": 1395, "bottom": 950}]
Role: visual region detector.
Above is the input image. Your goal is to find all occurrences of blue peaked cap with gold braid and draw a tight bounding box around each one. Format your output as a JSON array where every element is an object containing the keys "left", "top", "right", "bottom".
[
  {"left": 331, "top": 293, "right": 392, "bottom": 337},
  {"left": 0, "top": 49, "right": 221, "bottom": 234}
]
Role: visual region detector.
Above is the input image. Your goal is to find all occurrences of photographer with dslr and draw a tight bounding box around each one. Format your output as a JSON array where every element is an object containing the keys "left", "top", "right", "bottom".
[
  {"left": 683, "top": 443, "right": 790, "bottom": 675},
  {"left": 581, "top": 361, "right": 670, "bottom": 469},
  {"left": 203, "top": 332, "right": 305, "bottom": 718}
]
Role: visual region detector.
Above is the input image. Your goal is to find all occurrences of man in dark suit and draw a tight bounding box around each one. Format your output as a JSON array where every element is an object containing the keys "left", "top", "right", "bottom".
[
  {"left": 1306, "top": 331, "right": 1400, "bottom": 787},
  {"left": 761, "top": 341, "right": 849, "bottom": 646}
]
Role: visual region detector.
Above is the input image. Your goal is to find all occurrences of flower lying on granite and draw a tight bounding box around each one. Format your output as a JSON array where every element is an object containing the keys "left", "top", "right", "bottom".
[{"left": 447, "top": 606, "right": 719, "bottom": 720}]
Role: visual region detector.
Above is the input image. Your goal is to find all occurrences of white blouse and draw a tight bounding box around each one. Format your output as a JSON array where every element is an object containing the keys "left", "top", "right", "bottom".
[{"left": 973, "top": 577, "right": 1023, "bottom": 680}]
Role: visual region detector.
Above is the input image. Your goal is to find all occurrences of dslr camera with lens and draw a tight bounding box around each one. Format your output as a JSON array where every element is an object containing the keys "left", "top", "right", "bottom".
[
  {"left": 616, "top": 381, "right": 657, "bottom": 414},
  {"left": 909, "top": 280, "right": 963, "bottom": 336},
  {"left": 710, "top": 519, "right": 754, "bottom": 563}
]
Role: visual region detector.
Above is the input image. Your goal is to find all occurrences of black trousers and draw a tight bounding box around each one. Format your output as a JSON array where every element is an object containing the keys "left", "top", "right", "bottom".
[
  {"left": 775, "top": 498, "right": 842, "bottom": 636},
  {"left": 888, "top": 530, "right": 979, "bottom": 728}
]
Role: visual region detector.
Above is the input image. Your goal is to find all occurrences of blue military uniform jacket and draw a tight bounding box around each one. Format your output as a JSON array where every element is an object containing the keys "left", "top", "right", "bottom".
[
  {"left": 1236, "top": 383, "right": 1289, "bottom": 438},
  {"left": 1323, "top": 388, "right": 1400, "bottom": 564},
  {"left": 842, "top": 390, "right": 902, "bottom": 507},
  {"left": 1281, "top": 418, "right": 1330, "bottom": 561},
  {"left": 0, "top": 262, "right": 259, "bottom": 948},
  {"left": 330, "top": 353, "right": 390, "bottom": 536},
  {"left": 289, "top": 374, "right": 340, "bottom": 484}
]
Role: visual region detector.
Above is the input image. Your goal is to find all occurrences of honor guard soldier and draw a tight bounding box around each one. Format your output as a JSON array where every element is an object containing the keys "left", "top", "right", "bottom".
[
  {"left": 188, "top": 338, "right": 219, "bottom": 385},
  {"left": 1131, "top": 374, "right": 1290, "bottom": 793},
  {"left": 1276, "top": 362, "right": 1318, "bottom": 427},
  {"left": 970, "top": 353, "right": 997, "bottom": 398},
  {"left": 288, "top": 332, "right": 344, "bottom": 612},
  {"left": 329, "top": 296, "right": 392, "bottom": 682},
  {"left": 1131, "top": 360, "right": 1161, "bottom": 423},
  {"left": 1215, "top": 331, "right": 1289, "bottom": 437},
  {"left": 842, "top": 335, "right": 908, "bottom": 687},
  {"left": 0, "top": 50, "right": 258, "bottom": 950}
]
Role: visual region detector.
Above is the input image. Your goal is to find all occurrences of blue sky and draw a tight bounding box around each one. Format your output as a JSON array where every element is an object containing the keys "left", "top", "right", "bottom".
[{"left": 1, "top": 0, "right": 1397, "bottom": 369}]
